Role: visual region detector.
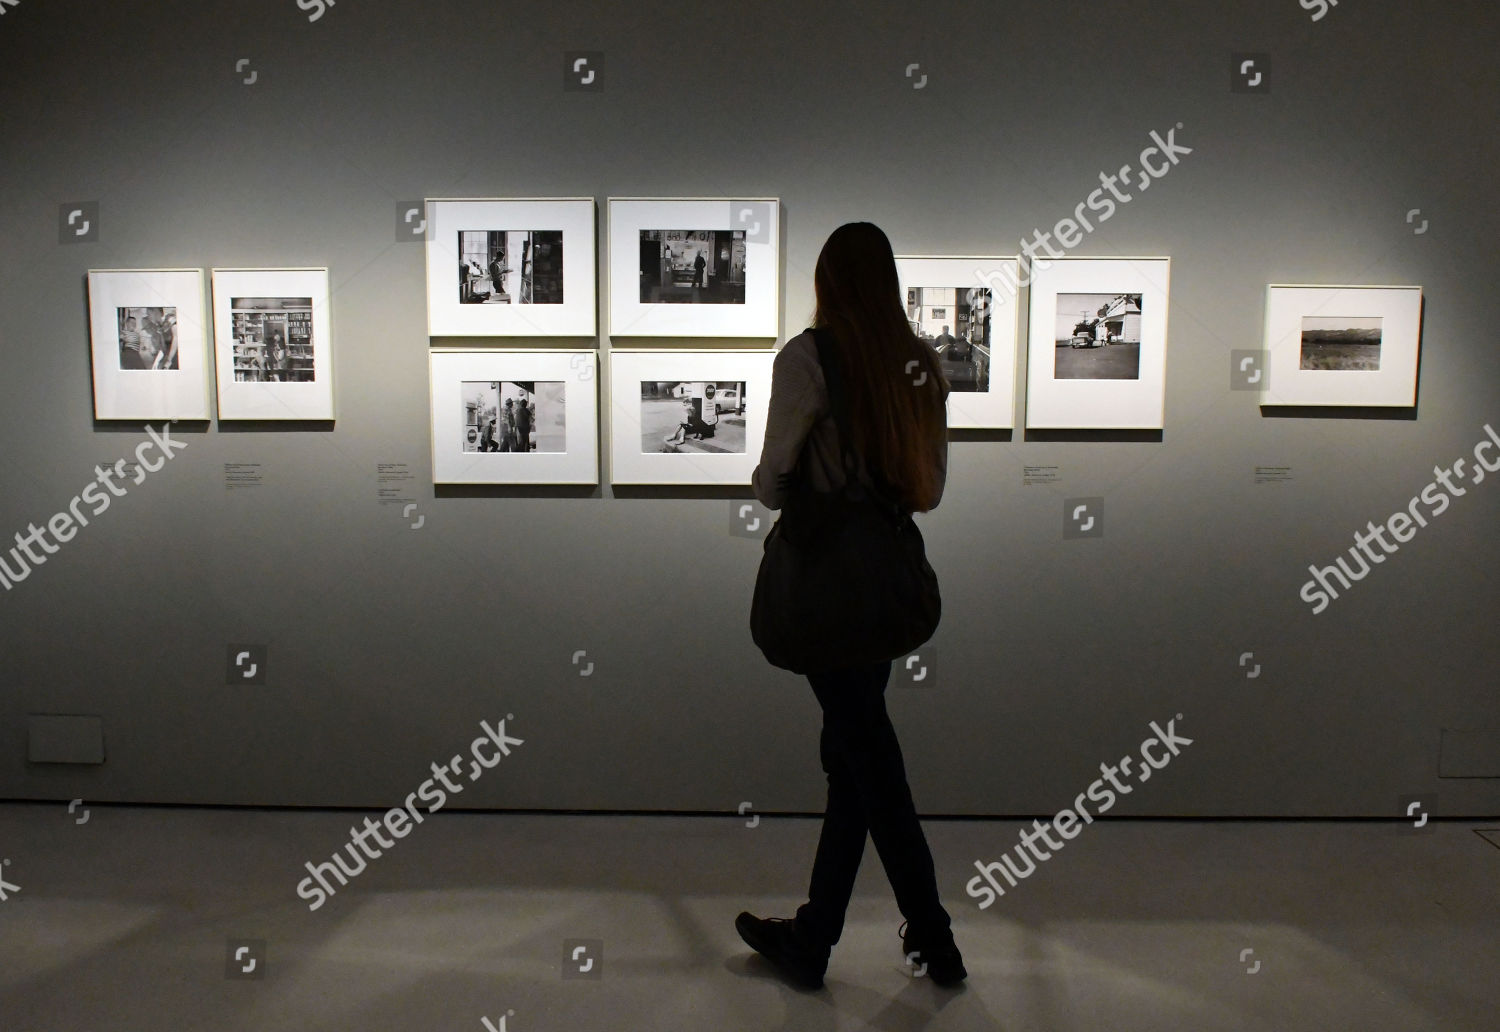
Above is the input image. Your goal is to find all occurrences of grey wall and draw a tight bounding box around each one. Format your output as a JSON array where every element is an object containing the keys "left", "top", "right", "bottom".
[{"left": 1, "top": 0, "right": 1496, "bottom": 817}]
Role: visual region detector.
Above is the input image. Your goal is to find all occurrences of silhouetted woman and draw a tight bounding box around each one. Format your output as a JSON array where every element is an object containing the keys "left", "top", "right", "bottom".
[{"left": 736, "top": 222, "right": 965, "bottom": 989}]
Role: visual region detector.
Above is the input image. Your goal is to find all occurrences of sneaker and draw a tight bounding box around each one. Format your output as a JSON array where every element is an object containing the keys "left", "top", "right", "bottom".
[
  {"left": 899, "top": 921, "right": 967, "bottom": 987},
  {"left": 735, "top": 912, "right": 830, "bottom": 989}
]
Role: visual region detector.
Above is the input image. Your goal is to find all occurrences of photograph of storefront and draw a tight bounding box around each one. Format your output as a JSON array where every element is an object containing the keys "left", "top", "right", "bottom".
[
  {"left": 461, "top": 380, "right": 566, "bottom": 453},
  {"left": 230, "top": 297, "right": 315, "bottom": 382},
  {"left": 638, "top": 230, "right": 747, "bottom": 304},
  {"left": 1053, "top": 293, "right": 1143, "bottom": 380},
  {"left": 637, "top": 380, "right": 747, "bottom": 452},
  {"left": 458, "top": 230, "right": 564, "bottom": 305},
  {"left": 907, "top": 286, "right": 992, "bottom": 392}
]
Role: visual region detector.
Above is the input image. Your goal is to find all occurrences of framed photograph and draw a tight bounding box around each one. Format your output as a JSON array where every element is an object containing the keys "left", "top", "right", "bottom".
[
  {"left": 608, "top": 351, "right": 774, "bottom": 484},
  {"left": 1025, "top": 257, "right": 1170, "bottom": 429},
  {"left": 608, "top": 198, "right": 780, "bottom": 338},
  {"left": 429, "top": 351, "right": 598, "bottom": 484},
  {"left": 211, "top": 268, "right": 335, "bottom": 420},
  {"left": 424, "top": 198, "right": 596, "bottom": 337},
  {"left": 1261, "top": 284, "right": 1422, "bottom": 407},
  {"left": 897, "top": 256, "right": 1020, "bottom": 428},
  {"left": 86, "top": 268, "right": 212, "bottom": 420}
]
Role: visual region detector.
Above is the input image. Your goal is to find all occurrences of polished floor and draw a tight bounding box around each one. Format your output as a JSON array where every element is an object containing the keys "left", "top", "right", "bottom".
[{"left": 0, "top": 805, "right": 1496, "bottom": 1031}]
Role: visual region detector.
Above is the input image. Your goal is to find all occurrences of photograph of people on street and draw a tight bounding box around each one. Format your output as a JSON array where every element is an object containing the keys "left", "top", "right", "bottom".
[
  {"left": 1053, "top": 292, "right": 1143, "bottom": 380},
  {"left": 1300, "top": 316, "right": 1382, "bottom": 370},
  {"left": 458, "top": 230, "right": 564, "bottom": 305},
  {"left": 638, "top": 381, "right": 747, "bottom": 453},
  {"left": 115, "top": 306, "right": 179, "bottom": 371},
  {"left": 462, "top": 380, "right": 566, "bottom": 453},
  {"left": 229, "top": 297, "right": 315, "bottom": 382},
  {"left": 639, "top": 230, "right": 746, "bottom": 304},
  {"left": 906, "top": 286, "right": 991, "bottom": 392}
]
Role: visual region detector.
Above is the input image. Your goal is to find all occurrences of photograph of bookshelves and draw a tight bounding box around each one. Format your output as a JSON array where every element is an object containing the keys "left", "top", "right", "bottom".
[
  {"left": 229, "top": 300, "right": 315, "bottom": 382},
  {"left": 212, "top": 268, "right": 334, "bottom": 420}
]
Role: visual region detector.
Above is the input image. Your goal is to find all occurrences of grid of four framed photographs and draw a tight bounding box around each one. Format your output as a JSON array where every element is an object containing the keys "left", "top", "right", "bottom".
[{"left": 425, "top": 198, "right": 783, "bottom": 486}]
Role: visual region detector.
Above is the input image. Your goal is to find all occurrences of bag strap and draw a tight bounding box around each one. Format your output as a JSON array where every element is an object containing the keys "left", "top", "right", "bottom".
[
  {"left": 807, "top": 327, "right": 863, "bottom": 487},
  {"left": 806, "top": 327, "right": 906, "bottom": 518}
]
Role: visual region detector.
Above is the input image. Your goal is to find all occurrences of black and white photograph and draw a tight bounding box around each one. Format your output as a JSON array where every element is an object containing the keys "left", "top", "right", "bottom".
[
  {"left": 1025, "top": 258, "right": 1168, "bottom": 429},
  {"left": 896, "top": 256, "right": 1020, "bottom": 428},
  {"left": 907, "top": 286, "right": 991, "bottom": 392},
  {"left": 461, "top": 380, "right": 566, "bottom": 454},
  {"left": 115, "top": 306, "right": 179, "bottom": 371},
  {"left": 608, "top": 351, "right": 771, "bottom": 482},
  {"left": 638, "top": 381, "right": 747, "bottom": 453},
  {"left": 229, "top": 297, "right": 315, "bottom": 382},
  {"left": 458, "top": 230, "right": 564, "bottom": 305},
  {"left": 425, "top": 200, "right": 595, "bottom": 336},
  {"left": 431, "top": 351, "right": 597, "bottom": 484},
  {"left": 1299, "top": 316, "right": 1382, "bottom": 371},
  {"left": 1053, "top": 293, "right": 1143, "bottom": 380},
  {"left": 212, "top": 268, "right": 335, "bottom": 420},
  {"left": 90, "top": 268, "right": 212, "bottom": 420},
  {"left": 608, "top": 200, "right": 779, "bottom": 337},
  {"left": 1261, "top": 285, "right": 1420, "bottom": 407},
  {"left": 639, "top": 230, "right": 746, "bottom": 305}
]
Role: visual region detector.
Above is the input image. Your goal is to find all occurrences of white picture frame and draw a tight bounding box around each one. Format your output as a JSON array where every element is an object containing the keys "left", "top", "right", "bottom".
[
  {"left": 211, "top": 268, "right": 335, "bottom": 421},
  {"left": 86, "top": 268, "right": 212, "bottom": 421},
  {"left": 1025, "top": 256, "right": 1170, "bottom": 430},
  {"left": 1260, "top": 284, "right": 1422, "bottom": 407},
  {"left": 429, "top": 350, "right": 599, "bottom": 485},
  {"left": 897, "top": 255, "right": 1020, "bottom": 429},
  {"left": 424, "top": 198, "right": 597, "bottom": 338},
  {"left": 608, "top": 198, "right": 780, "bottom": 338},
  {"left": 608, "top": 350, "right": 774, "bottom": 484}
]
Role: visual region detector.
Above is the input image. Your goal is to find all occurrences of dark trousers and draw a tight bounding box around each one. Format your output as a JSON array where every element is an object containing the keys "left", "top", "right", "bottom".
[{"left": 793, "top": 660, "right": 952, "bottom": 947}]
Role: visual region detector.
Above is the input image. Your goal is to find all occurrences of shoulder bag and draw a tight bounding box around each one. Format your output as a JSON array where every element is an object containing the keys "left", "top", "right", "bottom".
[{"left": 749, "top": 328, "right": 941, "bottom": 674}]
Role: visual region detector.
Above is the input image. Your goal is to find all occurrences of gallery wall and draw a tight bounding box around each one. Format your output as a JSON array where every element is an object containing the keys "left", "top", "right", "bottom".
[{"left": 1, "top": 0, "right": 1497, "bottom": 817}]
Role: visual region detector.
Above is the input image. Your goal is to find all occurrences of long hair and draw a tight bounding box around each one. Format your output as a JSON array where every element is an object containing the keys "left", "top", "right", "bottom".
[{"left": 812, "top": 222, "right": 948, "bottom": 512}]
